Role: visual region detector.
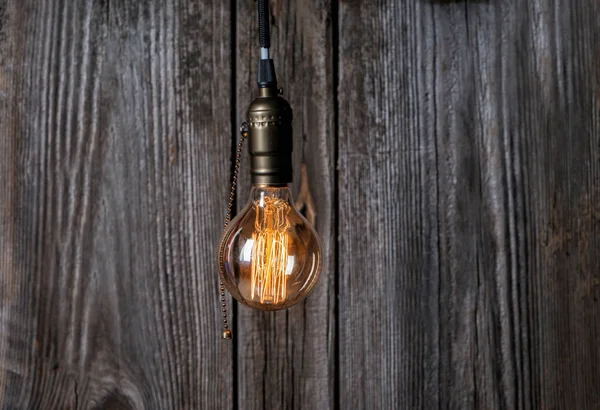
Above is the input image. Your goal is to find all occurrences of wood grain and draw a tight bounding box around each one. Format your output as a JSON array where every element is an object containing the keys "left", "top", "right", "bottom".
[
  {"left": 0, "top": 0, "right": 599, "bottom": 409},
  {"left": 338, "top": 2, "right": 441, "bottom": 408},
  {"left": 235, "top": 0, "right": 336, "bottom": 409},
  {"left": 338, "top": 1, "right": 600, "bottom": 409},
  {"left": 0, "top": 0, "right": 233, "bottom": 408}
]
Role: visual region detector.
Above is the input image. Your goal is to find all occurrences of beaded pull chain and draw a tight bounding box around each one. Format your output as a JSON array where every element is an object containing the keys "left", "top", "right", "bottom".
[{"left": 218, "top": 122, "right": 249, "bottom": 340}]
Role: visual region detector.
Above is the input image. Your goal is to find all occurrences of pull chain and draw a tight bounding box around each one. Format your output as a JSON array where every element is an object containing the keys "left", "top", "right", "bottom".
[{"left": 218, "top": 122, "right": 249, "bottom": 340}]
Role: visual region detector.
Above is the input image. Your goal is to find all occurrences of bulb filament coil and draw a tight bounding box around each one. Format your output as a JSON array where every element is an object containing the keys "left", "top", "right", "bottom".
[{"left": 251, "top": 196, "right": 291, "bottom": 304}]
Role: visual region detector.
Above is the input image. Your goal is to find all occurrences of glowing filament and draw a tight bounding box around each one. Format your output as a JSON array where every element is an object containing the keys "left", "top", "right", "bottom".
[{"left": 250, "top": 196, "right": 291, "bottom": 304}]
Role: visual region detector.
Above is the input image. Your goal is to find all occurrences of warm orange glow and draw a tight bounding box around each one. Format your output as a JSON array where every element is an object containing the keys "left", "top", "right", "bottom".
[{"left": 250, "top": 196, "right": 291, "bottom": 304}]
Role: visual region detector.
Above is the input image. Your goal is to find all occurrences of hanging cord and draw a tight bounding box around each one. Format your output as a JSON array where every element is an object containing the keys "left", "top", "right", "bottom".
[
  {"left": 256, "top": 0, "right": 277, "bottom": 87},
  {"left": 258, "top": 0, "right": 270, "bottom": 58},
  {"left": 218, "top": 123, "right": 249, "bottom": 340}
]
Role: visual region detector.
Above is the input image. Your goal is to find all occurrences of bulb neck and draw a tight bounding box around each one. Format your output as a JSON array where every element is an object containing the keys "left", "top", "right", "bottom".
[
  {"left": 250, "top": 185, "right": 292, "bottom": 199},
  {"left": 248, "top": 186, "right": 294, "bottom": 213},
  {"left": 246, "top": 88, "right": 294, "bottom": 186}
]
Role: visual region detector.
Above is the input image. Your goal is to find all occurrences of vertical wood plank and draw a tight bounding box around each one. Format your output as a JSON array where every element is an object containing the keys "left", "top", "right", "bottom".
[
  {"left": 338, "top": 2, "right": 441, "bottom": 408},
  {"left": 1, "top": 2, "right": 108, "bottom": 407},
  {"left": 0, "top": 0, "right": 233, "bottom": 408},
  {"left": 518, "top": 1, "right": 600, "bottom": 408},
  {"left": 235, "top": 0, "right": 336, "bottom": 409}
]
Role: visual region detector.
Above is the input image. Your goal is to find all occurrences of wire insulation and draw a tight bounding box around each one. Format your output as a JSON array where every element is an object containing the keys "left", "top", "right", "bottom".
[{"left": 258, "top": 0, "right": 270, "bottom": 50}]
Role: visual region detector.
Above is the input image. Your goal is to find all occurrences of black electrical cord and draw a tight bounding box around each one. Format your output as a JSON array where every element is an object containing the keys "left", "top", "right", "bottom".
[
  {"left": 256, "top": 0, "right": 277, "bottom": 88},
  {"left": 258, "top": 0, "right": 270, "bottom": 50}
]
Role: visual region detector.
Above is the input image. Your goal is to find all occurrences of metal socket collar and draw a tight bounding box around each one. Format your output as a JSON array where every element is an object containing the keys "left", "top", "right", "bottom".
[{"left": 247, "top": 87, "right": 293, "bottom": 185}]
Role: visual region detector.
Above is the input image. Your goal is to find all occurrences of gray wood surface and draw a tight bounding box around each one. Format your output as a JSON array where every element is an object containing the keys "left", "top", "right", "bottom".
[
  {"left": 0, "top": 1, "right": 233, "bottom": 408},
  {"left": 338, "top": 1, "right": 600, "bottom": 409},
  {"left": 0, "top": 0, "right": 598, "bottom": 409}
]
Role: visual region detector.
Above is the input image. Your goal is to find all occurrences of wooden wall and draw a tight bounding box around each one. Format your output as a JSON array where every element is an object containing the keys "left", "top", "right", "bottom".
[{"left": 0, "top": 0, "right": 599, "bottom": 409}]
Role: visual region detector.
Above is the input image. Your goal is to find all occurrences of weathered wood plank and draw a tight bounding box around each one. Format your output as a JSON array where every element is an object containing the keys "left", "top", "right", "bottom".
[
  {"left": 0, "top": 1, "right": 233, "bottom": 408},
  {"left": 518, "top": 1, "right": 600, "bottom": 408},
  {"left": 338, "top": 1, "right": 600, "bottom": 409},
  {"left": 338, "top": 2, "right": 441, "bottom": 408},
  {"left": 1, "top": 2, "right": 109, "bottom": 407},
  {"left": 235, "top": 0, "right": 336, "bottom": 409}
]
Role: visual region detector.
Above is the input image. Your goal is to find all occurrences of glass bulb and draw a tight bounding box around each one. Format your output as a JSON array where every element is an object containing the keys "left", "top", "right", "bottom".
[{"left": 219, "top": 185, "right": 322, "bottom": 310}]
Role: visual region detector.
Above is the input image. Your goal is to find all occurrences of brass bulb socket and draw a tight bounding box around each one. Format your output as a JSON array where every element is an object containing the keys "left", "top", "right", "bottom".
[{"left": 246, "top": 87, "right": 293, "bottom": 185}]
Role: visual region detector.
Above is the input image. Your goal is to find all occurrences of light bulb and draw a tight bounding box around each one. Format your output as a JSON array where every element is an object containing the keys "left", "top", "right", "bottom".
[{"left": 219, "top": 185, "right": 322, "bottom": 310}]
